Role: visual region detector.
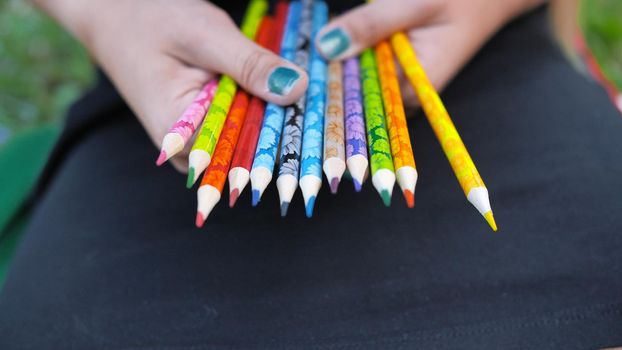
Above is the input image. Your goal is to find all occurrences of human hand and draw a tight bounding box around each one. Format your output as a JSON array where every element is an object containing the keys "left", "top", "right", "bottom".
[
  {"left": 36, "top": 0, "right": 309, "bottom": 172},
  {"left": 315, "top": 0, "right": 544, "bottom": 108}
]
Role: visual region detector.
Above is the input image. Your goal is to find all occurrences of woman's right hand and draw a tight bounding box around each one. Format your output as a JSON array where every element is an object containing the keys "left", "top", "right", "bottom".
[{"left": 35, "top": 0, "right": 309, "bottom": 172}]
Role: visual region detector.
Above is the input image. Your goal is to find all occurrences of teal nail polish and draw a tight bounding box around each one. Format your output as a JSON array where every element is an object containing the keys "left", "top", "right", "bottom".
[
  {"left": 318, "top": 27, "right": 351, "bottom": 59},
  {"left": 268, "top": 67, "right": 301, "bottom": 96}
]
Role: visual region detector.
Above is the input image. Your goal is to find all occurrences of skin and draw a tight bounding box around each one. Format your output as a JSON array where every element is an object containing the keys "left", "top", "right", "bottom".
[{"left": 35, "top": 0, "right": 547, "bottom": 173}]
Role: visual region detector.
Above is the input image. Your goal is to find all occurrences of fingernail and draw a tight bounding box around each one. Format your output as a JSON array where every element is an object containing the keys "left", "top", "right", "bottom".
[
  {"left": 317, "top": 27, "right": 351, "bottom": 59},
  {"left": 268, "top": 67, "right": 301, "bottom": 96}
]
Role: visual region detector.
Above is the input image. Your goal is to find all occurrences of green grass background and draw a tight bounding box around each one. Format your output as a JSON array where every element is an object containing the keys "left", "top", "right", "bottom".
[
  {"left": 0, "top": 0, "right": 620, "bottom": 144},
  {"left": 581, "top": 0, "right": 622, "bottom": 89}
]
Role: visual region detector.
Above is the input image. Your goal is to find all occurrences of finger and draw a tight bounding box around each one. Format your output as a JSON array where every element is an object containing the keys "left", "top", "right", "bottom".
[
  {"left": 314, "top": 0, "right": 441, "bottom": 60},
  {"left": 175, "top": 5, "right": 308, "bottom": 106}
]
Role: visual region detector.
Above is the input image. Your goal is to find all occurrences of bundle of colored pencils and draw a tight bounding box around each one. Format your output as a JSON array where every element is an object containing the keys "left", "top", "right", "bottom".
[{"left": 156, "top": 0, "right": 498, "bottom": 232}]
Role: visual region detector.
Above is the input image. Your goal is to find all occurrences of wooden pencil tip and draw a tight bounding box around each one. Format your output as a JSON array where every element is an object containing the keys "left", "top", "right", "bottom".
[
  {"left": 403, "top": 190, "right": 415, "bottom": 208},
  {"left": 156, "top": 150, "right": 167, "bottom": 166},
  {"left": 484, "top": 211, "right": 498, "bottom": 232},
  {"left": 195, "top": 212, "right": 205, "bottom": 228},
  {"left": 229, "top": 188, "right": 240, "bottom": 208}
]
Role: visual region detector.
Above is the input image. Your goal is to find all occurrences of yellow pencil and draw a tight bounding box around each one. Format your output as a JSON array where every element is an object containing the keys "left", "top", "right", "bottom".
[{"left": 390, "top": 32, "right": 497, "bottom": 231}]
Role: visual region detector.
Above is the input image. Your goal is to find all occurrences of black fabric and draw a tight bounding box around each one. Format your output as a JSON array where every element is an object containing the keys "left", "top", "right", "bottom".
[{"left": 2, "top": 6, "right": 622, "bottom": 350}]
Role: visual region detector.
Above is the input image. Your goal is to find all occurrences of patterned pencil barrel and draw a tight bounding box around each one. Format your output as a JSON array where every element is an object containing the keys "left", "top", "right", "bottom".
[
  {"left": 359, "top": 48, "right": 395, "bottom": 206},
  {"left": 188, "top": 76, "right": 238, "bottom": 187},
  {"left": 323, "top": 60, "right": 346, "bottom": 194},
  {"left": 276, "top": 0, "right": 313, "bottom": 216},
  {"left": 187, "top": 0, "right": 268, "bottom": 187},
  {"left": 250, "top": 1, "right": 300, "bottom": 206},
  {"left": 375, "top": 40, "right": 417, "bottom": 208},
  {"left": 228, "top": 17, "right": 277, "bottom": 207},
  {"left": 299, "top": 0, "right": 328, "bottom": 218},
  {"left": 343, "top": 57, "right": 368, "bottom": 192},
  {"left": 390, "top": 32, "right": 497, "bottom": 231},
  {"left": 196, "top": 91, "right": 250, "bottom": 227},
  {"left": 156, "top": 79, "right": 218, "bottom": 166}
]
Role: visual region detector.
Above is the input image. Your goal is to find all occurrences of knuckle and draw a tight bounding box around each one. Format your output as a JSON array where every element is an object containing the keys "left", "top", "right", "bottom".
[{"left": 238, "top": 50, "right": 272, "bottom": 89}]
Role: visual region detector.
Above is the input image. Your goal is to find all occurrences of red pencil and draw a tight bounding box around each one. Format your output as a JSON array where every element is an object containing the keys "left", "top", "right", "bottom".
[{"left": 227, "top": 3, "right": 289, "bottom": 207}]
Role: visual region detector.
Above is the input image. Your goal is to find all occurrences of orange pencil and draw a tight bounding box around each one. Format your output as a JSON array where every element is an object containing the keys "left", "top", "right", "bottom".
[
  {"left": 196, "top": 91, "right": 249, "bottom": 227},
  {"left": 375, "top": 40, "right": 418, "bottom": 208}
]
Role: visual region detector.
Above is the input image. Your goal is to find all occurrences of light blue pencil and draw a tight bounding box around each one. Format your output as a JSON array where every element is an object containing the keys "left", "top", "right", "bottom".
[
  {"left": 299, "top": 0, "right": 328, "bottom": 218},
  {"left": 276, "top": 0, "right": 313, "bottom": 217},
  {"left": 249, "top": 2, "right": 301, "bottom": 206}
]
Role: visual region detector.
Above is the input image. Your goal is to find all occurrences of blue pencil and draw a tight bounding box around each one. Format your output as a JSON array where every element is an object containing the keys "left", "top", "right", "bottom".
[
  {"left": 276, "top": 0, "right": 313, "bottom": 217},
  {"left": 249, "top": 2, "right": 301, "bottom": 206},
  {"left": 299, "top": 0, "right": 328, "bottom": 218}
]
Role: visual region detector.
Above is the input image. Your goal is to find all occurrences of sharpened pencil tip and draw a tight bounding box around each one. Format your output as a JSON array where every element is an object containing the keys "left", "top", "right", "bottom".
[
  {"left": 403, "top": 190, "right": 415, "bottom": 208},
  {"left": 229, "top": 189, "right": 240, "bottom": 208},
  {"left": 251, "top": 189, "right": 261, "bottom": 207},
  {"left": 186, "top": 168, "right": 196, "bottom": 189},
  {"left": 195, "top": 212, "right": 205, "bottom": 228},
  {"left": 329, "top": 178, "right": 339, "bottom": 194},
  {"left": 353, "top": 179, "right": 362, "bottom": 192},
  {"left": 380, "top": 190, "right": 391, "bottom": 207},
  {"left": 280, "top": 202, "right": 290, "bottom": 217},
  {"left": 305, "top": 196, "right": 316, "bottom": 218},
  {"left": 156, "top": 150, "right": 167, "bottom": 166},
  {"left": 484, "top": 211, "right": 498, "bottom": 232}
]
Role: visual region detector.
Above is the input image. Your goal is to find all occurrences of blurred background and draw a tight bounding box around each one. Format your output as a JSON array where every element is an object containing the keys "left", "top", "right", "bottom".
[{"left": 0, "top": 0, "right": 621, "bottom": 282}]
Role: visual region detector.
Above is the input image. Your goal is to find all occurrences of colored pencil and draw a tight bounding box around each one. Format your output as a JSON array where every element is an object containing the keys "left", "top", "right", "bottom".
[
  {"left": 276, "top": 0, "right": 312, "bottom": 217},
  {"left": 343, "top": 57, "right": 368, "bottom": 192},
  {"left": 156, "top": 80, "right": 218, "bottom": 166},
  {"left": 390, "top": 32, "right": 497, "bottom": 231},
  {"left": 228, "top": 15, "right": 280, "bottom": 208},
  {"left": 359, "top": 48, "right": 395, "bottom": 206},
  {"left": 323, "top": 60, "right": 346, "bottom": 195},
  {"left": 299, "top": 0, "right": 328, "bottom": 218},
  {"left": 187, "top": 0, "right": 267, "bottom": 187},
  {"left": 250, "top": 1, "right": 301, "bottom": 206},
  {"left": 375, "top": 40, "right": 417, "bottom": 208},
  {"left": 196, "top": 91, "right": 250, "bottom": 227}
]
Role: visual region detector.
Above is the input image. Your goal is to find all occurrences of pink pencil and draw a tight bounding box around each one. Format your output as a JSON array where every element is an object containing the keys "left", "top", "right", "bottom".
[{"left": 156, "top": 79, "right": 219, "bottom": 166}]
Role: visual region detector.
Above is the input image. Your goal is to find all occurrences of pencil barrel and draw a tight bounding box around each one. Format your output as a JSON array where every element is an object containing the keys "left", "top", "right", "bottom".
[
  {"left": 390, "top": 32, "right": 484, "bottom": 195},
  {"left": 300, "top": 1, "right": 328, "bottom": 180},
  {"left": 360, "top": 48, "right": 394, "bottom": 176},
  {"left": 200, "top": 91, "right": 250, "bottom": 192},
  {"left": 278, "top": 0, "right": 313, "bottom": 179},
  {"left": 343, "top": 58, "right": 367, "bottom": 160},
  {"left": 324, "top": 61, "right": 345, "bottom": 163},
  {"left": 375, "top": 41, "right": 416, "bottom": 171}
]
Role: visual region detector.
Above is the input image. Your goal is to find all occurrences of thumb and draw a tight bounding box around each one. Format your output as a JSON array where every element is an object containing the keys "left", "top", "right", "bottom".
[
  {"left": 314, "top": 0, "right": 439, "bottom": 60},
  {"left": 177, "top": 6, "right": 308, "bottom": 106}
]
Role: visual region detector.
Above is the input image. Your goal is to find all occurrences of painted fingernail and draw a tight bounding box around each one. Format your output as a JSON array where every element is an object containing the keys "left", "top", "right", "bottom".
[
  {"left": 268, "top": 67, "right": 301, "bottom": 96},
  {"left": 317, "top": 27, "right": 351, "bottom": 59}
]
